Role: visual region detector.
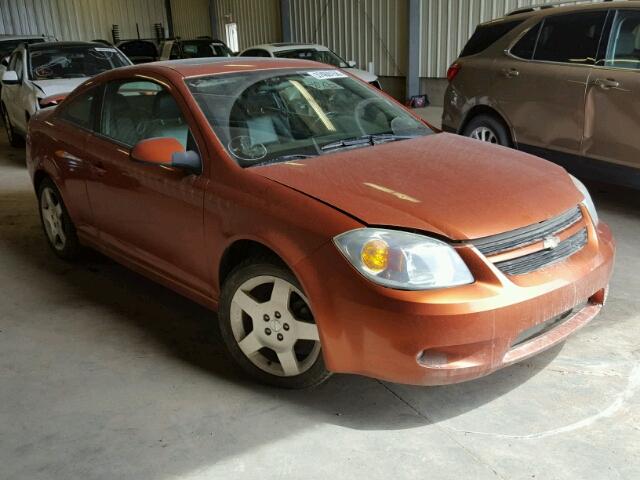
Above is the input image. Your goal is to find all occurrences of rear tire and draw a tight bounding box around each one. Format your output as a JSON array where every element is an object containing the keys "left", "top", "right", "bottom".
[
  {"left": 463, "top": 114, "right": 511, "bottom": 147},
  {"left": 218, "top": 257, "right": 331, "bottom": 389},
  {"left": 1, "top": 102, "right": 25, "bottom": 148}
]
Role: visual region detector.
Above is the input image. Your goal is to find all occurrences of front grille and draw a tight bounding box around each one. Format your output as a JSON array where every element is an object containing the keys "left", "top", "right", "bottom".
[
  {"left": 495, "top": 228, "right": 588, "bottom": 275},
  {"left": 472, "top": 207, "right": 582, "bottom": 256}
]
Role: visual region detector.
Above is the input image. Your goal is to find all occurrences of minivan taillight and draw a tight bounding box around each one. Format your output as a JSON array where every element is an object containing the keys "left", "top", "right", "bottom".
[{"left": 447, "top": 63, "right": 461, "bottom": 82}]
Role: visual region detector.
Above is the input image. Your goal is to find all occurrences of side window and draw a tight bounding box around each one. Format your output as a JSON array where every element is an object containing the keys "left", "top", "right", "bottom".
[
  {"left": 58, "top": 89, "right": 97, "bottom": 128},
  {"left": 460, "top": 20, "right": 524, "bottom": 57},
  {"left": 99, "top": 79, "right": 191, "bottom": 148},
  {"left": 241, "top": 49, "right": 270, "bottom": 57},
  {"left": 170, "top": 42, "right": 181, "bottom": 59},
  {"left": 604, "top": 10, "right": 640, "bottom": 69},
  {"left": 534, "top": 12, "right": 607, "bottom": 64},
  {"left": 511, "top": 22, "right": 541, "bottom": 60}
]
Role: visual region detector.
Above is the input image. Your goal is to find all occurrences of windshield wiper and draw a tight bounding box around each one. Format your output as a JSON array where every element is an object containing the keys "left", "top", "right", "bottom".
[{"left": 320, "top": 134, "right": 418, "bottom": 152}]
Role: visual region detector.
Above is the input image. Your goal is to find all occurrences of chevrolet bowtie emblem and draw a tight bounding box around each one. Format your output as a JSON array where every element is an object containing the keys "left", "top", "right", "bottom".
[{"left": 543, "top": 235, "right": 561, "bottom": 250}]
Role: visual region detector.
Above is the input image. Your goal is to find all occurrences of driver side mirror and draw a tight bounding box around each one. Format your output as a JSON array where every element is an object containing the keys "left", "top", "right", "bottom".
[
  {"left": 347, "top": 60, "right": 357, "bottom": 68},
  {"left": 1, "top": 70, "right": 19, "bottom": 85},
  {"left": 131, "top": 137, "right": 201, "bottom": 174}
]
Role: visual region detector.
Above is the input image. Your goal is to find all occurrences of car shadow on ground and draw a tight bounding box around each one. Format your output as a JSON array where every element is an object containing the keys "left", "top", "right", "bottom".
[{"left": 0, "top": 188, "right": 559, "bottom": 434}]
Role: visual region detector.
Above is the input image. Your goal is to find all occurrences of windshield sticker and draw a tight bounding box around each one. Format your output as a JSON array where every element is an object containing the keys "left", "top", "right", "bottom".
[
  {"left": 306, "top": 70, "right": 348, "bottom": 80},
  {"left": 94, "top": 47, "right": 117, "bottom": 52},
  {"left": 300, "top": 76, "right": 343, "bottom": 90}
]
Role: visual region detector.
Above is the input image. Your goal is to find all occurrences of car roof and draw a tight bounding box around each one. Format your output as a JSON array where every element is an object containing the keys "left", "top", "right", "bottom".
[
  {"left": 138, "top": 57, "right": 332, "bottom": 77},
  {"left": 0, "top": 34, "right": 49, "bottom": 41},
  {"left": 29, "top": 41, "right": 106, "bottom": 51},
  {"left": 485, "top": 0, "right": 634, "bottom": 25},
  {"left": 246, "top": 43, "right": 329, "bottom": 53}
]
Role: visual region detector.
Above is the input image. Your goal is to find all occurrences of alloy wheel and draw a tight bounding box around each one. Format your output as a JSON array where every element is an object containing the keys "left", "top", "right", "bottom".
[
  {"left": 229, "top": 275, "right": 321, "bottom": 377},
  {"left": 469, "top": 126, "right": 499, "bottom": 144},
  {"left": 40, "top": 187, "right": 67, "bottom": 251}
]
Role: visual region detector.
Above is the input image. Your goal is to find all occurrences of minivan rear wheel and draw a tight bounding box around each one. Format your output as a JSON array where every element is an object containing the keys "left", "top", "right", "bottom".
[{"left": 463, "top": 114, "right": 511, "bottom": 147}]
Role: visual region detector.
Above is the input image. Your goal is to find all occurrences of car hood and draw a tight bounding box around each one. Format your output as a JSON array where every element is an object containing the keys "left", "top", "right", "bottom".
[
  {"left": 31, "top": 78, "right": 87, "bottom": 98},
  {"left": 344, "top": 67, "right": 377, "bottom": 83},
  {"left": 253, "top": 133, "right": 583, "bottom": 240}
]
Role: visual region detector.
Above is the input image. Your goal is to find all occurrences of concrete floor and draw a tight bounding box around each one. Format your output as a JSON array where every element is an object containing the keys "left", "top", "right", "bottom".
[{"left": 1, "top": 113, "right": 639, "bottom": 479}]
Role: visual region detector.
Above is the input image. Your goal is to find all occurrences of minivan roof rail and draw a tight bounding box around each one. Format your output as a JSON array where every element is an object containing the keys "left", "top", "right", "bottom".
[{"left": 507, "top": 0, "right": 616, "bottom": 16}]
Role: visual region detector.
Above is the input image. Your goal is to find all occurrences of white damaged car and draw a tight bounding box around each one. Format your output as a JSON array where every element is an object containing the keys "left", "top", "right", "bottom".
[
  {"left": 0, "top": 41, "right": 131, "bottom": 147},
  {"left": 239, "top": 43, "right": 382, "bottom": 90}
]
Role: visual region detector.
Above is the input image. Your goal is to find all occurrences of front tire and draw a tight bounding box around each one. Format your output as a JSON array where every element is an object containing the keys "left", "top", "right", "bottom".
[
  {"left": 463, "top": 114, "right": 511, "bottom": 147},
  {"left": 1, "top": 103, "right": 25, "bottom": 148},
  {"left": 218, "top": 258, "right": 330, "bottom": 389},
  {"left": 38, "top": 178, "right": 80, "bottom": 260}
]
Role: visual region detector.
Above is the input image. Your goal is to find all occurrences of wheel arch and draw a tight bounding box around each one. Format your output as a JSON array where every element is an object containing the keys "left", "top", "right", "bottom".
[
  {"left": 218, "top": 239, "right": 290, "bottom": 291},
  {"left": 460, "top": 105, "right": 516, "bottom": 146},
  {"left": 33, "top": 169, "right": 52, "bottom": 193}
]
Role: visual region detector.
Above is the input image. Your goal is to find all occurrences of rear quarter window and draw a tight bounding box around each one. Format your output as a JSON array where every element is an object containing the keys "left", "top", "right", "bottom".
[{"left": 460, "top": 20, "right": 524, "bottom": 57}]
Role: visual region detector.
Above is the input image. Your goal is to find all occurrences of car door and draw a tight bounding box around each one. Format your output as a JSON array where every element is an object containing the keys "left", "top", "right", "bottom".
[
  {"left": 51, "top": 86, "right": 102, "bottom": 238},
  {"left": 582, "top": 8, "right": 640, "bottom": 170},
  {"left": 493, "top": 11, "right": 608, "bottom": 154},
  {"left": 84, "top": 78, "right": 211, "bottom": 294}
]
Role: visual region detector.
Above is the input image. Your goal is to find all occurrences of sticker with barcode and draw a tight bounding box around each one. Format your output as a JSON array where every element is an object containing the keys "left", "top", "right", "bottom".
[{"left": 307, "top": 70, "right": 348, "bottom": 80}]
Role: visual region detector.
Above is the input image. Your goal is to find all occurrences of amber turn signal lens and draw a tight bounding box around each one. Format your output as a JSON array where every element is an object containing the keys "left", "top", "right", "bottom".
[{"left": 360, "top": 239, "right": 389, "bottom": 272}]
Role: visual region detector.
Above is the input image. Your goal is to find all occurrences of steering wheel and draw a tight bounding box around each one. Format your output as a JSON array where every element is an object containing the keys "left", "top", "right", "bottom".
[{"left": 354, "top": 97, "right": 389, "bottom": 135}]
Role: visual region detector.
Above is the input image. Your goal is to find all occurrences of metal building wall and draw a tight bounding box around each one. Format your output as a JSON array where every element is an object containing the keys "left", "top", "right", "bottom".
[
  {"left": 420, "top": 0, "right": 603, "bottom": 78},
  {"left": 289, "top": 0, "right": 407, "bottom": 77},
  {"left": 0, "top": 0, "right": 168, "bottom": 41},
  {"left": 171, "top": 0, "right": 212, "bottom": 39},
  {"left": 213, "top": 0, "right": 281, "bottom": 51}
]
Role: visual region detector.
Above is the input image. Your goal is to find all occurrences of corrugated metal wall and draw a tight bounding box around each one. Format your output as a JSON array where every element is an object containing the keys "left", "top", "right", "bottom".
[
  {"left": 0, "top": 0, "right": 168, "bottom": 41},
  {"left": 171, "top": 0, "right": 212, "bottom": 39},
  {"left": 213, "top": 0, "right": 281, "bottom": 51},
  {"left": 289, "top": 0, "right": 407, "bottom": 77},
  {"left": 420, "top": 0, "right": 603, "bottom": 78}
]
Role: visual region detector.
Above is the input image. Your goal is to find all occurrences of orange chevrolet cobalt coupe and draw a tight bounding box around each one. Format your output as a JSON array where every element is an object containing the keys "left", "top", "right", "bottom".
[{"left": 26, "top": 58, "right": 614, "bottom": 388}]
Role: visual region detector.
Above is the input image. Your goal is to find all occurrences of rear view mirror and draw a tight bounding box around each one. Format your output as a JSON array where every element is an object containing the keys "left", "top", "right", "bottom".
[
  {"left": 347, "top": 60, "right": 357, "bottom": 68},
  {"left": 1, "top": 70, "right": 19, "bottom": 85},
  {"left": 131, "top": 137, "right": 201, "bottom": 174},
  {"left": 1, "top": 56, "right": 9, "bottom": 68}
]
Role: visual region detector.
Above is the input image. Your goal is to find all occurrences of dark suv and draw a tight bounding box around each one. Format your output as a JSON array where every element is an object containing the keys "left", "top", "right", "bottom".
[{"left": 443, "top": 1, "right": 640, "bottom": 187}]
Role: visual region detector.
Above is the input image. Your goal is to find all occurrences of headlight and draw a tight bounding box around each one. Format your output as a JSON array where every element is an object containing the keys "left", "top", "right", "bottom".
[
  {"left": 570, "top": 175, "right": 599, "bottom": 225},
  {"left": 334, "top": 228, "right": 474, "bottom": 290}
]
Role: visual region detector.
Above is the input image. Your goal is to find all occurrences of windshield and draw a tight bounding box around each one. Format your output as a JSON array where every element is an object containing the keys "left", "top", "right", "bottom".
[
  {"left": 182, "top": 40, "right": 232, "bottom": 58},
  {"left": 1, "top": 38, "right": 45, "bottom": 59},
  {"left": 274, "top": 48, "right": 348, "bottom": 68},
  {"left": 29, "top": 45, "right": 129, "bottom": 80},
  {"left": 186, "top": 69, "right": 432, "bottom": 167}
]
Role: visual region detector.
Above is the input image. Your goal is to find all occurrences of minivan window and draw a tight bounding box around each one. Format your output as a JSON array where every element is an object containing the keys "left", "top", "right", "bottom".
[
  {"left": 510, "top": 22, "right": 542, "bottom": 60},
  {"left": 604, "top": 10, "right": 640, "bottom": 69},
  {"left": 460, "top": 20, "right": 524, "bottom": 57},
  {"left": 534, "top": 11, "right": 607, "bottom": 64}
]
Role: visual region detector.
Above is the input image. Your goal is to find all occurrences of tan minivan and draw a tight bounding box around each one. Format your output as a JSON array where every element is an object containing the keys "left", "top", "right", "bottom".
[{"left": 442, "top": 1, "right": 640, "bottom": 187}]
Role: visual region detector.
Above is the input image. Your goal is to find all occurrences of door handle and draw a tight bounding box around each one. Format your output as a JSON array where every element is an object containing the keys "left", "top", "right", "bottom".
[
  {"left": 502, "top": 68, "right": 520, "bottom": 78},
  {"left": 592, "top": 78, "right": 620, "bottom": 90},
  {"left": 92, "top": 160, "right": 107, "bottom": 176}
]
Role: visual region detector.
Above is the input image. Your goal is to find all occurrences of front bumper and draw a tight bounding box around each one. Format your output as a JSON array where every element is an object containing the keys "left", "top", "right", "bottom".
[{"left": 294, "top": 221, "right": 615, "bottom": 385}]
